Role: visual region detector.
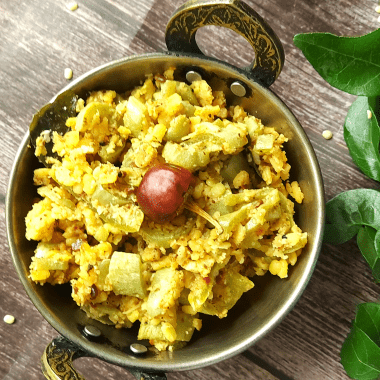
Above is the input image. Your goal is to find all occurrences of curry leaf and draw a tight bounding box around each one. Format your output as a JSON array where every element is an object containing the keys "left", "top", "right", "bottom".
[
  {"left": 294, "top": 25, "right": 380, "bottom": 380},
  {"left": 293, "top": 29, "right": 380, "bottom": 96},
  {"left": 324, "top": 222, "right": 359, "bottom": 245},
  {"left": 344, "top": 97, "right": 380, "bottom": 181},
  {"left": 324, "top": 189, "right": 380, "bottom": 245},
  {"left": 357, "top": 226, "right": 380, "bottom": 283},
  {"left": 341, "top": 303, "right": 380, "bottom": 380},
  {"left": 355, "top": 303, "right": 380, "bottom": 347}
]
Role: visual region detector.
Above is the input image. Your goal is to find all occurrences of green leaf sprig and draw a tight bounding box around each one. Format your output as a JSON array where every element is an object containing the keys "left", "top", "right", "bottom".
[
  {"left": 341, "top": 303, "right": 380, "bottom": 380},
  {"left": 294, "top": 30, "right": 380, "bottom": 182},
  {"left": 324, "top": 189, "right": 380, "bottom": 282},
  {"left": 293, "top": 29, "right": 380, "bottom": 97},
  {"left": 294, "top": 29, "right": 380, "bottom": 380},
  {"left": 345, "top": 97, "right": 380, "bottom": 182}
]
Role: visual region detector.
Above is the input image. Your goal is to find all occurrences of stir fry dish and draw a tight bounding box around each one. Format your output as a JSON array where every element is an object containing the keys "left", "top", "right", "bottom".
[{"left": 25, "top": 68, "right": 307, "bottom": 351}]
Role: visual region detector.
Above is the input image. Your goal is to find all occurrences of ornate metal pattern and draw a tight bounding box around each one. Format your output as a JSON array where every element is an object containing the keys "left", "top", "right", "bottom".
[
  {"left": 165, "top": 0, "right": 284, "bottom": 87},
  {"left": 41, "top": 336, "right": 87, "bottom": 380},
  {"left": 41, "top": 335, "right": 167, "bottom": 380}
]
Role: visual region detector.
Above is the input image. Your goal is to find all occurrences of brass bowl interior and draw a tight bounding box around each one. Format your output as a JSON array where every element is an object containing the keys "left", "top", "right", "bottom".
[{"left": 6, "top": 53, "right": 325, "bottom": 372}]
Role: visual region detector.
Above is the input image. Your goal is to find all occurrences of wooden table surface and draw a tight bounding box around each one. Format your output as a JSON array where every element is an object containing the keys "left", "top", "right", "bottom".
[{"left": 1, "top": 0, "right": 379, "bottom": 379}]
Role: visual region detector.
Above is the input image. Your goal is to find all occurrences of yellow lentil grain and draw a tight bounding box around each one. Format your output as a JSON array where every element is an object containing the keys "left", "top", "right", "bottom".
[
  {"left": 322, "top": 130, "right": 333, "bottom": 140},
  {"left": 94, "top": 226, "right": 109, "bottom": 243},
  {"left": 3, "top": 315, "right": 15, "bottom": 324},
  {"left": 161, "top": 322, "right": 177, "bottom": 342},
  {"left": 128, "top": 310, "right": 139, "bottom": 323},
  {"left": 151, "top": 318, "right": 161, "bottom": 326},
  {"left": 269, "top": 259, "right": 288, "bottom": 278},
  {"left": 287, "top": 251, "right": 298, "bottom": 266},
  {"left": 193, "top": 182, "right": 204, "bottom": 199},
  {"left": 210, "top": 183, "right": 226, "bottom": 198},
  {"left": 64, "top": 68, "right": 73, "bottom": 80},
  {"left": 233, "top": 170, "right": 250, "bottom": 189},
  {"left": 66, "top": 2, "right": 78, "bottom": 11},
  {"left": 278, "top": 262, "right": 288, "bottom": 278},
  {"left": 269, "top": 260, "right": 281, "bottom": 275},
  {"left": 152, "top": 124, "right": 167, "bottom": 142},
  {"left": 72, "top": 183, "right": 83, "bottom": 194},
  {"left": 82, "top": 173, "right": 97, "bottom": 195}
]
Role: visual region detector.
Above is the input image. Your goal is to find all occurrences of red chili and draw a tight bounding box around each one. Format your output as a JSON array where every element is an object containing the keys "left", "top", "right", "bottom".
[{"left": 136, "top": 163, "right": 195, "bottom": 223}]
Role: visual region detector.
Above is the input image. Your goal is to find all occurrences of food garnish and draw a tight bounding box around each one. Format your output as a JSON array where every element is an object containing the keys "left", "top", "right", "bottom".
[
  {"left": 294, "top": 28, "right": 380, "bottom": 379},
  {"left": 136, "top": 163, "right": 222, "bottom": 233},
  {"left": 136, "top": 163, "right": 194, "bottom": 223}
]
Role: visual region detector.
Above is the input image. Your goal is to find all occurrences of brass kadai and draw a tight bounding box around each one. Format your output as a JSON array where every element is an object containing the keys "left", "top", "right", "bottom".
[{"left": 6, "top": 0, "right": 325, "bottom": 379}]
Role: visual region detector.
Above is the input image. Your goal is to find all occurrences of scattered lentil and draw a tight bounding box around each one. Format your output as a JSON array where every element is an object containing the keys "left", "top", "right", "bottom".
[
  {"left": 322, "top": 130, "right": 333, "bottom": 140},
  {"left": 376, "top": 5, "right": 380, "bottom": 13},
  {"left": 66, "top": 2, "right": 78, "bottom": 11},
  {"left": 367, "top": 110, "right": 373, "bottom": 119},
  {"left": 64, "top": 68, "right": 73, "bottom": 80},
  {"left": 3, "top": 315, "right": 15, "bottom": 324}
]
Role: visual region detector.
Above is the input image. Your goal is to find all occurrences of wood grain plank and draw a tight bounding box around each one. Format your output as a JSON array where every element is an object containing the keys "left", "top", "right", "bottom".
[{"left": 1, "top": 0, "right": 380, "bottom": 379}]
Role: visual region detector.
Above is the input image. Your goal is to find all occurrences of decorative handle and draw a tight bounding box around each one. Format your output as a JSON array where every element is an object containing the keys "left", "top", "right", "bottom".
[
  {"left": 165, "top": 0, "right": 285, "bottom": 87},
  {"left": 41, "top": 336, "right": 87, "bottom": 380},
  {"left": 41, "top": 335, "right": 167, "bottom": 380}
]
